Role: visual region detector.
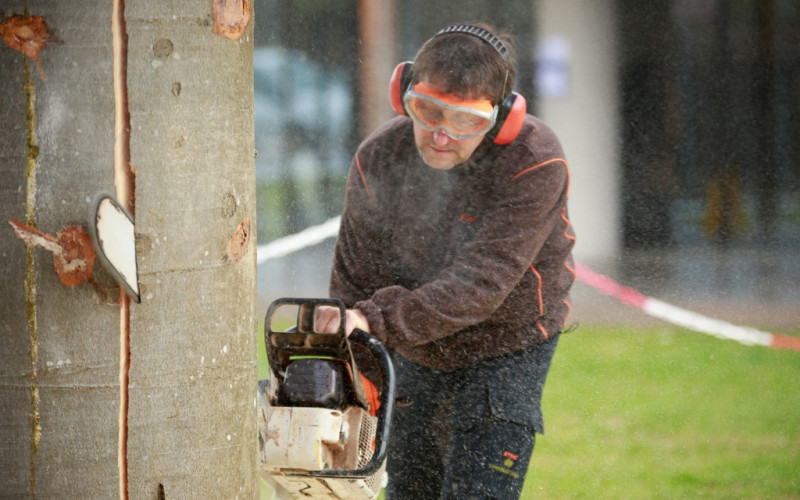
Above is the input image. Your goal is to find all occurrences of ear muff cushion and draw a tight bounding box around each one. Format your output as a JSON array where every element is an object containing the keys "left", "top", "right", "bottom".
[
  {"left": 389, "top": 62, "right": 413, "bottom": 116},
  {"left": 493, "top": 93, "right": 527, "bottom": 145}
]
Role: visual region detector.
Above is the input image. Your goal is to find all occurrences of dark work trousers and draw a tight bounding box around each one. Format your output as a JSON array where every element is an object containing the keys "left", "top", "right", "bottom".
[{"left": 384, "top": 335, "right": 559, "bottom": 500}]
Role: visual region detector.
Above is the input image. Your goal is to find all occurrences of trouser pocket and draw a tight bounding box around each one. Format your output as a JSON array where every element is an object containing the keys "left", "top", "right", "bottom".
[{"left": 443, "top": 397, "right": 536, "bottom": 500}]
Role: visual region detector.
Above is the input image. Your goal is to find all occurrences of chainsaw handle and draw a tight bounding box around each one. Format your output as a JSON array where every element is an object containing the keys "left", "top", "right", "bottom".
[{"left": 347, "top": 329, "right": 395, "bottom": 477}]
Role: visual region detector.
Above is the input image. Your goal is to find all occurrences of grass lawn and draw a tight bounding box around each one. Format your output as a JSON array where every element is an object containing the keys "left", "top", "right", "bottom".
[
  {"left": 526, "top": 325, "right": 800, "bottom": 499},
  {"left": 259, "top": 324, "right": 800, "bottom": 499}
]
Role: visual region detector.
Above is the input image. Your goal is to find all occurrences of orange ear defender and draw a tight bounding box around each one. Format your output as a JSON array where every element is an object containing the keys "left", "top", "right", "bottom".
[
  {"left": 491, "top": 91, "right": 527, "bottom": 145},
  {"left": 389, "top": 61, "right": 413, "bottom": 116}
]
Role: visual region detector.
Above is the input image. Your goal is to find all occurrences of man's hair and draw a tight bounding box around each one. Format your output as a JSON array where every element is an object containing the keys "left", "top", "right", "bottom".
[{"left": 411, "top": 23, "right": 517, "bottom": 105}]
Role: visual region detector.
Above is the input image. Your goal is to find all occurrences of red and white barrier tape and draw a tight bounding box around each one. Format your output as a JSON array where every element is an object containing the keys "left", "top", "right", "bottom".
[
  {"left": 575, "top": 263, "right": 800, "bottom": 352},
  {"left": 256, "top": 216, "right": 341, "bottom": 263},
  {"left": 256, "top": 217, "right": 799, "bottom": 352}
]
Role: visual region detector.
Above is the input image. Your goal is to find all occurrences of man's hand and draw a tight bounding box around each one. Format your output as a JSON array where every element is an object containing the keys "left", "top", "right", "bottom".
[{"left": 315, "top": 306, "right": 370, "bottom": 336}]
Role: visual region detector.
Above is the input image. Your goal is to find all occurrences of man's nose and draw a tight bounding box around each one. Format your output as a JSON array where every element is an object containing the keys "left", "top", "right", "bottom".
[{"left": 433, "top": 129, "right": 451, "bottom": 145}]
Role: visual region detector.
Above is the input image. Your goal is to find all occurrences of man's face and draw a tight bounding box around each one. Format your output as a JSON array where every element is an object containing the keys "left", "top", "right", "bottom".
[
  {"left": 408, "top": 81, "right": 492, "bottom": 171},
  {"left": 413, "top": 125, "right": 486, "bottom": 171}
]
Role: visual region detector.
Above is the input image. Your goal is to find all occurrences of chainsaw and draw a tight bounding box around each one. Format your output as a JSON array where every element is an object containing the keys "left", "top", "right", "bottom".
[{"left": 258, "top": 298, "right": 395, "bottom": 499}]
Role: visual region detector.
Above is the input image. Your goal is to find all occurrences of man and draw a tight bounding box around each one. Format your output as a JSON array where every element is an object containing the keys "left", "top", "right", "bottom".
[{"left": 319, "top": 23, "right": 576, "bottom": 499}]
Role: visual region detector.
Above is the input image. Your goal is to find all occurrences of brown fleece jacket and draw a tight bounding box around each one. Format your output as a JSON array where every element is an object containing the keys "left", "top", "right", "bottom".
[{"left": 329, "top": 114, "right": 576, "bottom": 371}]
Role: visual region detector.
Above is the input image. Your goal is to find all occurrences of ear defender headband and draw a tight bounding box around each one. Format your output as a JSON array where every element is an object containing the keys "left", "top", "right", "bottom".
[{"left": 389, "top": 24, "right": 527, "bottom": 145}]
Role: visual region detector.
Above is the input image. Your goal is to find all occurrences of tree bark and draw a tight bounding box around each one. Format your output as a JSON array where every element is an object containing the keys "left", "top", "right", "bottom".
[{"left": 0, "top": 1, "right": 257, "bottom": 498}]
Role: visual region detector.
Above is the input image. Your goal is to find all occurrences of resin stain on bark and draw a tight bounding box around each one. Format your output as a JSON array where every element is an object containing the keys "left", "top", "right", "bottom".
[
  {"left": 212, "top": 0, "right": 251, "bottom": 40},
  {"left": 222, "top": 215, "right": 250, "bottom": 263},
  {"left": 9, "top": 219, "right": 96, "bottom": 287},
  {"left": 0, "top": 14, "right": 52, "bottom": 80}
]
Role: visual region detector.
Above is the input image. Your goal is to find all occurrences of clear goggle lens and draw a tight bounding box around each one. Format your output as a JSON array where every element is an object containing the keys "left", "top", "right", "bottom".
[{"left": 403, "top": 84, "right": 497, "bottom": 140}]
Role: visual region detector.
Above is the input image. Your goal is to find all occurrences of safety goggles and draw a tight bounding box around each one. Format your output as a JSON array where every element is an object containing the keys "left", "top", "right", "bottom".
[{"left": 403, "top": 82, "right": 498, "bottom": 140}]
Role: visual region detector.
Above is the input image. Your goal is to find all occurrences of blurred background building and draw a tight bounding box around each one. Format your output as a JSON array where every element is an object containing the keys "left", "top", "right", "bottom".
[{"left": 252, "top": 0, "right": 799, "bottom": 330}]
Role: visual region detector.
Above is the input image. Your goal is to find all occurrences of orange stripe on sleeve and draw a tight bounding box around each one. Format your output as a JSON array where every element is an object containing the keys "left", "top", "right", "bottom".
[
  {"left": 562, "top": 299, "right": 572, "bottom": 326},
  {"left": 355, "top": 154, "right": 373, "bottom": 201},
  {"left": 529, "top": 264, "right": 544, "bottom": 316},
  {"left": 536, "top": 321, "right": 550, "bottom": 340},
  {"left": 561, "top": 207, "right": 576, "bottom": 245},
  {"left": 512, "top": 157, "right": 568, "bottom": 180},
  {"left": 564, "top": 259, "right": 577, "bottom": 281}
]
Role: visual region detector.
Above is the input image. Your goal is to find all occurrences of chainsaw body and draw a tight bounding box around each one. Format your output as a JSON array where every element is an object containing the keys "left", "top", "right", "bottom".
[{"left": 259, "top": 298, "right": 395, "bottom": 499}]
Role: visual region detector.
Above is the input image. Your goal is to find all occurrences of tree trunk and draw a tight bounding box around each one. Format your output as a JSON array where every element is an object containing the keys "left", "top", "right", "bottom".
[{"left": 0, "top": 1, "right": 257, "bottom": 498}]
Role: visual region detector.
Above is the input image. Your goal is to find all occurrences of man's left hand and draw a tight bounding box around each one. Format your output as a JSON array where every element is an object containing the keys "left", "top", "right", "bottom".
[{"left": 315, "top": 306, "right": 370, "bottom": 336}]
